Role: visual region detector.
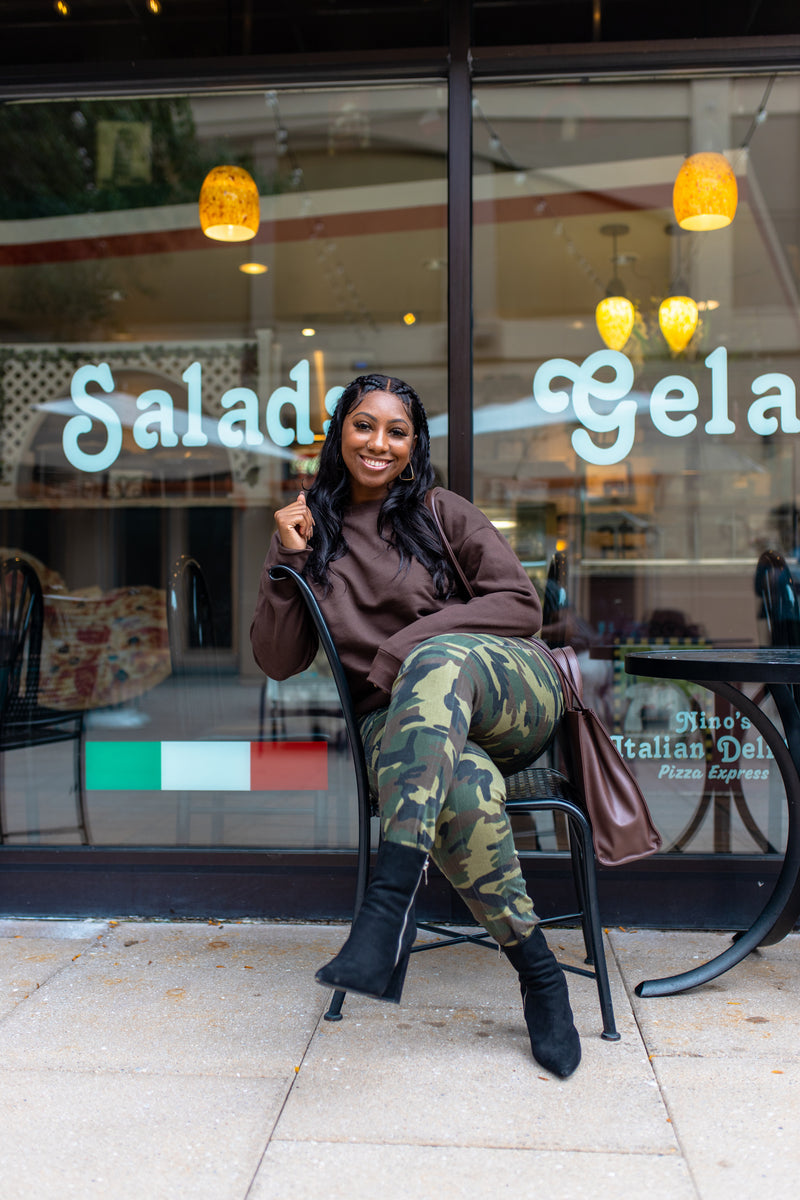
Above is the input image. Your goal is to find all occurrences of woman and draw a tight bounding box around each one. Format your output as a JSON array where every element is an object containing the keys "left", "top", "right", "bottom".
[{"left": 250, "top": 373, "right": 581, "bottom": 1078}]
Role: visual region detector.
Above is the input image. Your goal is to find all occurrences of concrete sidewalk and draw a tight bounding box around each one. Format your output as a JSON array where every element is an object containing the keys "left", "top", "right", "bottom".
[{"left": 0, "top": 918, "right": 797, "bottom": 1199}]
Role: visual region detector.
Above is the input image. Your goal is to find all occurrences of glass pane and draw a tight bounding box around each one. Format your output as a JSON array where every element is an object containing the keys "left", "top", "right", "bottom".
[
  {"left": 473, "top": 75, "right": 800, "bottom": 857},
  {"left": 0, "top": 84, "right": 447, "bottom": 847}
]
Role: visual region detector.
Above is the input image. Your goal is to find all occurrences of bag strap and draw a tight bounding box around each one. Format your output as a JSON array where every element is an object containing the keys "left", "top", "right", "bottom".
[
  {"left": 425, "top": 489, "right": 584, "bottom": 707},
  {"left": 535, "top": 639, "right": 585, "bottom": 712},
  {"left": 425, "top": 488, "right": 475, "bottom": 600}
]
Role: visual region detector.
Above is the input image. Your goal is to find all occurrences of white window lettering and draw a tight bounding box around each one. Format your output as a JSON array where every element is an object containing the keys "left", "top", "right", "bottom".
[
  {"left": 748, "top": 373, "right": 800, "bottom": 435},
  {"left": 323, "top": 384, "right": 345, "bottom": 434},
  {"left": 534, "top": 350, "right": 636, "bottom": 466},
  {"left": 133, "top": 388, "right": 179, "bottom": 450},
  {"left": 63, "top": 362, "right": 123, "bottom": 472},
  {"left": 218, "top": 387, "right": 265, "bottom": 448},
  {"left": 650, "top": 374, "right": 699, "bottom": 438},
  {"left": 704, "top": 346, "right": 736, "bottom": 434},
  {"left": 181, "top": 361, "right": 209, "bottom": 447},
  {"left": 265, "top": 358, "right": 314, "bottom": 447}
]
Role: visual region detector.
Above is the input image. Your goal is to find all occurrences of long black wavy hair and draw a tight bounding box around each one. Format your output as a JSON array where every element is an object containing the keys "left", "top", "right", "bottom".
[{"left": 304, "top": 373, "right": 454, "bottom": 597}]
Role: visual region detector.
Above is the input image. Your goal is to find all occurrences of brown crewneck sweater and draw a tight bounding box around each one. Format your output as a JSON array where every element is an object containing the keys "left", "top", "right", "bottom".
[{"left": 250, "top": 488, "right": 542, "bottom": 714}]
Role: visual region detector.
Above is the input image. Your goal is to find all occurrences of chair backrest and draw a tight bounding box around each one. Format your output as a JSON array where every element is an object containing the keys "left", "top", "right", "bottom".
[
  {"left": 0, "top": 556, "right": 44, "bottom": 709},
  {"left": 542, "top": 550, "right": 568, "bottom": 630},
  {"left": 755, "top": 548, "right": 800, "bottom": 648},
  {"left": 268, "top": 563, "right": 372, "bottom": 908},
  {"left": 167, "top": 554, "right": 217, "bottom": 667}
]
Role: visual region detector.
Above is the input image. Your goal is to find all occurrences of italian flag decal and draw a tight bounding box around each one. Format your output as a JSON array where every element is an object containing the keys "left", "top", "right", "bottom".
[{"left": 86, "top": 741, "right": 328, "bottom": 791}]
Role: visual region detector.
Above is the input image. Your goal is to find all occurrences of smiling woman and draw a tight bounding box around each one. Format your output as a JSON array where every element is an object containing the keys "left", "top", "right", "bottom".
[
  {"left": 250, "top": 370, "right": 581, "bottom": 1077},
  {"left": 340, "top": 389, "right": 417, "bottom": 502}
]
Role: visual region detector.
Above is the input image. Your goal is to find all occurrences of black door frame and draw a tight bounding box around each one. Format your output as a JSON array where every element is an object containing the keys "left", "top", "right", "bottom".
[{"left": 1, "top": 21, "right": 799, "bottom": 922}]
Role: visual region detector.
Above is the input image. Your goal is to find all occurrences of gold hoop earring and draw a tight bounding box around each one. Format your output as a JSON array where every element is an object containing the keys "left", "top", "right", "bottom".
[{"left": 399, "top": 463, "right": 415, "bottom": 482}]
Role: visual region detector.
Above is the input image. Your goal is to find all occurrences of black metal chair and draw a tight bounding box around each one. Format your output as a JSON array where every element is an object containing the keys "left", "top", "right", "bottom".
[
  {"left": 0, "top": 555, "right": 89, "bottom": 843},
  {"left": 542, "top": 549, "right": 569, "bottom": 632},
  {"left": 167, "top": 554, "right": 225, "bottom": 842},
  {"left": 167, "top": 555, "right": 331, "bottom": 844},
  {"left": 167, "top": 553, "right": 218, "bottom": 670},
  {"left": 268, "top": 563, "right": 619, "bottom": 1042},
  {"left": 756, "top": 549, "right": 800, "bottom": 658}
]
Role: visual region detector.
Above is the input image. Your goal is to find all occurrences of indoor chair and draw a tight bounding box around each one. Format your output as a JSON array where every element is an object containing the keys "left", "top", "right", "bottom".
[
  {"left": 167, "top": 555, "right": 330, "bottom": 845},
  {"left": 268, "top": 562, "right": 619, "bottom": 1041},
  {"left": 756, "top": 548, "right": 800, "bottom": 660},
  {"left": 0, "top": 555, "right": 89, "bottom": 843}
]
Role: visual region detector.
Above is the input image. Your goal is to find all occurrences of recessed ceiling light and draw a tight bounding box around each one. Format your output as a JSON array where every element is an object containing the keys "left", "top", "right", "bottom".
[
  {"left": 403, "top": 312, "right": 416, "bottom": 326},
  {"left": 301, "top": 327, "right": 316, "bottom": 337}
]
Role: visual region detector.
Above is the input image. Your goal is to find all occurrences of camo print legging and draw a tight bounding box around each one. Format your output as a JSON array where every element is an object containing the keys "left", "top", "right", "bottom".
[{"left": 358, "top": 633, "right": 564, "bottom": 946}]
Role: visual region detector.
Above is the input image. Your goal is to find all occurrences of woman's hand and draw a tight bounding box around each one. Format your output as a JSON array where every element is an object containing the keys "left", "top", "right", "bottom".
[{"left": 274, "top": 492, "right": 315, "bottom": 550}]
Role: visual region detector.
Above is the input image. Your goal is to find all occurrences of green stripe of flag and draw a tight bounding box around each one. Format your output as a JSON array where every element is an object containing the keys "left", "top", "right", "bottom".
[{"left": 86, "top": 741, "right": 162, "bottom": 791}]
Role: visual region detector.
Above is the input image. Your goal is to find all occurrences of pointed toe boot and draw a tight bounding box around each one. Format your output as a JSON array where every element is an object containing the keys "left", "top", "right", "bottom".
[
  {"left": 315, "top": 840, "right": 427, "bottom": 1003},
  {"left": 503, "top": 926, "right": 582, "bottom": 1078}
]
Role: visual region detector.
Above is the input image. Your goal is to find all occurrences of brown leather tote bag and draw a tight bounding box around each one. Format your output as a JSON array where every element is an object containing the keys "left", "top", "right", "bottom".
[{"left": 425, "top": 488, "right": 662, "bottom": 867}]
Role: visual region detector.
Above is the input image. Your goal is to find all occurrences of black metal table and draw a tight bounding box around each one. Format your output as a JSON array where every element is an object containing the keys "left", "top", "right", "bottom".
[{"left": 624, "top": 648, "right": 800, "bottom": 997}]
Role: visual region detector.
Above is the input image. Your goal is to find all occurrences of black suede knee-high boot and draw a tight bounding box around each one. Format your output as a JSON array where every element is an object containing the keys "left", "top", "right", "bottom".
[
  {"left": 503, "top": 926, "right": 582, "bottom": 1078},
  {"left": 315, "top": 840, "right": 427, "bottom": 1003}
]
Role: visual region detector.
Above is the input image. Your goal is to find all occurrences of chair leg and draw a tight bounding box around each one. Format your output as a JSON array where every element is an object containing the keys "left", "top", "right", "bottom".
[
  {"left": 75, "top": 719, "right": 90, "bottom": 845},
  {"left": 566, "top": 808, "right": 620, "bottom": 1042},
  {"left": 0, "top": 747, "right": 5, "bottom": 844},
  {"left": 324, "top": 988, "right": 346, "bottom": 1021},
  {"left": 565, "top": 822, "right": 593, "bottom": 964}
]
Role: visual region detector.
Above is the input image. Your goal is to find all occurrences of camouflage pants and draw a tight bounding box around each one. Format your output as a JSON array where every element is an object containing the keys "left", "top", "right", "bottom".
[{"left": 359, "top": 633, "right": 563, "bottom": 946}]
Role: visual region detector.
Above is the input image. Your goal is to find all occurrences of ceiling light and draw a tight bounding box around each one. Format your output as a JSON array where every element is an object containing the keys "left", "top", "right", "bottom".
[
  {"left": 199, "top": 165, "right": 260, "bottom": 243},
  {"left": 301, "top": 327, "right": 316, "bottom": 337},
  {"left": 673, "top": 152, "right": 738, "bottom": 232},
  {"left": 595, "top": 224, "right": 635, "bottom": 351},
  {"left": 239, "top": 262, "right": 268, "bottom": 275},
  {"left": 659, "top": 223, "right": 699, "bottom": 353},
  {"left": 403, "top": 312, "right": 416, "bottom": 326},
  {"left": 595, "top": 297, "right": 635, "bottom": 352}
]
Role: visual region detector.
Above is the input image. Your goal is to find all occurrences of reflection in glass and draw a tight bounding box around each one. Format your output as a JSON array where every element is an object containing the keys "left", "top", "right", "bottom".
[
  {"left": 472, "top": 75, "right": 800, "bottom": 858},
  {"left": 0, "top": 86, "right": 448, "bottom": 847}
]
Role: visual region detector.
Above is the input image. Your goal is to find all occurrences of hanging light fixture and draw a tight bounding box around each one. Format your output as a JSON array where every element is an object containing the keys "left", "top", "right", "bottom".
[
  {"left": 658, "top": 224, "right": 699, "bottom": 353},
  {"left": 199, "top": 165, "right": 260, "bottom": 242},
  {"left": 595, "top": 224, "right": 635, "bottom": 351},
  {"left": 658, "top": 296, "right": 699, "bottom": 353},
  {"left": 673, "top": 151, "right": 738, "bottom": 232}
]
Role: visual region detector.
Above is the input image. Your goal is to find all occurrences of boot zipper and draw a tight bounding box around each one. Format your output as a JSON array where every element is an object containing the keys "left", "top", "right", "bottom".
[{"left": 394, "top": 856, "right": 428, "bottom": 966}]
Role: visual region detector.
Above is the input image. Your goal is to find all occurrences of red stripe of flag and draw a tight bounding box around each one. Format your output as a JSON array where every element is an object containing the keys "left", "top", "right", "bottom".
[{"left": 250, "top": 741, "right": 328, "bottom": 790}]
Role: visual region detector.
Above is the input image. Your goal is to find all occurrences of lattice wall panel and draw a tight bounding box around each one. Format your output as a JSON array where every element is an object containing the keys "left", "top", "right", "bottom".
[{"left": 0, "top": 342, "right": 258, "bottom": 490}]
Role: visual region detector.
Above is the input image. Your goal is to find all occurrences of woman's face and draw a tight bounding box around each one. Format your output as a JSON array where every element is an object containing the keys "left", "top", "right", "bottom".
[{"left": 340, "top": 389, "right": 417, "bottom": 502}]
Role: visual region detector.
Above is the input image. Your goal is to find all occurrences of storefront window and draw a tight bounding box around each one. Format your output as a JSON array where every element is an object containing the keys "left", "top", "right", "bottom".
[
  {"left": 472, "top": 74, "right": 800, "bottom": 858},
  {"left": 0, "top": 85, "right": 447, "bottom": 847}
]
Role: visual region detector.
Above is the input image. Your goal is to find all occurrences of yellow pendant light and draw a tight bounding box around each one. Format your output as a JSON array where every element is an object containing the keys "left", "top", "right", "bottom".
[
  {"left": 595, "top": 223, "right": 635, "bottom": 351},
  {"left": 596, "top": 296, "right": 635, "bottom": 351},
  {"left": 673, "top": 152, "right": 737, "bottom": 232},
  {"left": 658, "top": 296, "right": 699, "bottom": 353},
  {"left": 199, "top": 165, "right": 260, "bottom": 242}
]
